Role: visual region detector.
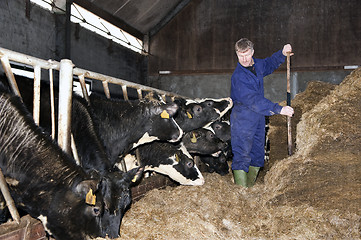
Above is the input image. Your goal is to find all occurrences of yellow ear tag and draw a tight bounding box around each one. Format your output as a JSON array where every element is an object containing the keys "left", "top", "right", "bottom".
[
  {"left": 187, "top": 111, "right": 193, "bottom": 119},
  {"left": 161, "top": 110, "right": 169, "bottom": 119},
  {"left": 191, "top": 132, "right": 197, "bottom": 143},
  {"left": 132, "top": 175, "right": 138, "bottom": 183},
  {"left": 85, "top": 189, "right": 96, "bottom": 205},
  {"left": 175, "top": 154, "right": 180, "bottom": 162}
]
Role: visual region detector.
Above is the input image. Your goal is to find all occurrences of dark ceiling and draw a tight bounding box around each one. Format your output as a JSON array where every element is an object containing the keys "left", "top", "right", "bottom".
[{"left": 73, "top": 0, "right": 191, "bottom": 40}]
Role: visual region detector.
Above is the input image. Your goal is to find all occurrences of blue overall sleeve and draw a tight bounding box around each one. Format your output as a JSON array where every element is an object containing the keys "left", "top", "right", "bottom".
[{"left": 231, "top": 50, "right": 285, "bottom": 116}]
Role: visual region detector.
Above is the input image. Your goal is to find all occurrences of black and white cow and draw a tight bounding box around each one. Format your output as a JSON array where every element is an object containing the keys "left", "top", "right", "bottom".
[
  {"left": 0, "top": 87, "right": 142, "bottom": 239},
  {"left": 182, "top": 128, "right": 227, "bottom": 156},
  {"left": 123, "top": 142, "right": 204, "bottom": 186},
  {"left": 169, "top": 96, "right": 233, "bottom": 133},
  {"left": 88, "top": 93, "right": 184, "bottom": 164}
]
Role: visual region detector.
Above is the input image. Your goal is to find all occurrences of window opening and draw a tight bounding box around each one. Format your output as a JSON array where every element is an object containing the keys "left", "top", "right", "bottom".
[{"left": 30, "top": 0, "right": 144, "bottom": 54}]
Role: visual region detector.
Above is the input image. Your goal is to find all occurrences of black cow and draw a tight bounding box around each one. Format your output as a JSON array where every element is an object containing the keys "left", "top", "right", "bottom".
[
  {"left": 0, "top": 87, "right": 142, "bottom": 239},
  {"left": 123, "top": 142, "right": 204, "bottom": 185},
  {"left": 182, "top": 128, "right": 227, "bottom": 156},
  {"left": 200, "top": 152, "right": 230, "bottom": 176},
  {"left": 171, "top": 97, "right": 233, "bottom": 133},
  {"left": 209, "top": 120, "right": 231, "bottom": 143},
  {"left": 88, "top": 93, "right": 183, "bottom": 164}
]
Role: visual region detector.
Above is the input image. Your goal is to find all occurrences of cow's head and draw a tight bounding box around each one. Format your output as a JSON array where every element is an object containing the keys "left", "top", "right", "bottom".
[
  {"left": 40, "top": 179, "right": 107, "bottom": 240},
  {"left": 143, "top": 143, "right": 204, "bottom": 186},
  {"left": 96, "top": 167, "right": 143, "bottom": 238},
  {"left": 174, "top": 97, "right": 233, "bottom": 132},
  {"left": 209, "top": 120, "right": 231, "bottom": 143},
  {"left": 201, "top": 152, "right": 230, "bottom": 176},
  {"left": 182, "top": 128, "right": 227, "bottom": 155},
  {"left": 133, "top": 102, "right": 183, "bottom": 149}
]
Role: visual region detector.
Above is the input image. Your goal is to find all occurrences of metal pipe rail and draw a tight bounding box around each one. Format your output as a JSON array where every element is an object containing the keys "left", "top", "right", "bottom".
[{"left": 0, "top": 47, "right": 186, "bottom": 100}]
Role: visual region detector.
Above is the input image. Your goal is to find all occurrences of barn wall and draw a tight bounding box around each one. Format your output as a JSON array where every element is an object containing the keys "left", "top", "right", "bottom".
[
  {"left": 148, "top": 0, "right": 360, "bottom": 100},
  {"left": 0, "top": 0, "right": 147, "bottom": 92}
]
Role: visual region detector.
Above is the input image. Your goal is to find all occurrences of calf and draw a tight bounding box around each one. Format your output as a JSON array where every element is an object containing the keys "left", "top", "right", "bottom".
[
  {"left": 88, "top": 93, "right": 183, "bottom": 164},
  {"left": 0, "top": 87, "right": 142, "bottom": 239},
  {"left": 123, "top": 142, "right": 204, "bottom": 186}
]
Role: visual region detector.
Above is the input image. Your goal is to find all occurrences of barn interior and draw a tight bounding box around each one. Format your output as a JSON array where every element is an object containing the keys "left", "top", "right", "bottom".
[{"left": 0, "top": 0, "right": 360, "bottom": 239}]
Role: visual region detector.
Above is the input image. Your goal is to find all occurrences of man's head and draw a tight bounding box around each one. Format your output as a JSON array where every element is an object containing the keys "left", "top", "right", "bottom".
[{"left": 235, "top": 38, "right": 254, "bottom": 67}]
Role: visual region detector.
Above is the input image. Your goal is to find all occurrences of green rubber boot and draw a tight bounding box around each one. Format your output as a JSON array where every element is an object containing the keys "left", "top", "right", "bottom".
[
  {"left": 247, "top": 166, "right": 260, "bottom": 187},
  {"left": 233, "top": 170, "right": 248, "bottom": 187}
]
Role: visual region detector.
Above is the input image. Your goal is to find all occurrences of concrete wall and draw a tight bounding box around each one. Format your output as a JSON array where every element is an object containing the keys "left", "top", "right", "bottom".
[
  {"left": 149, "top": 69, "right": 353, "bottom": 102},
  {"left": 0, "top": 0, "right": 147, "bottom": 95}
]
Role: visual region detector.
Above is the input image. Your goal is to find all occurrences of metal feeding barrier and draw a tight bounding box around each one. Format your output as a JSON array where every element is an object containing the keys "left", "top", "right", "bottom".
[{"left": 0, "top": 47, "right": 184, "bottom": 224}]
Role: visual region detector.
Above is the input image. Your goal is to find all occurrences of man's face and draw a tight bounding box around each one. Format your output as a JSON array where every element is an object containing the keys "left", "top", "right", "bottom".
[{"left": 236, "top": 48, "right": 254, "bottom": 67}]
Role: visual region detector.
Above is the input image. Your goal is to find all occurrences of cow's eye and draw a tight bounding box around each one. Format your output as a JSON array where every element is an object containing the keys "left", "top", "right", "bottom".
[
  {"left": 186, "top": 160, "right": 194, "bottom": 168},
  {"left": 93, "top": 207, "right": 100, "bottom": 216}
]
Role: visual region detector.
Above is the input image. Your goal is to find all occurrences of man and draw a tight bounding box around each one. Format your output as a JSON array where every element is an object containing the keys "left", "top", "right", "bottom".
[{"left": 230, "top": 38, "right": 294, "bottom": 187}]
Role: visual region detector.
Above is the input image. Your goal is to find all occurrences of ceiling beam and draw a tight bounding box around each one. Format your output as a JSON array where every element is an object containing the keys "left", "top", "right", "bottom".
[
  {"left": 73, "top": 0, "right": 144, "bottom": 40},
  {"left": 149, "top": 0, "right": 191, "bottom": 38}
]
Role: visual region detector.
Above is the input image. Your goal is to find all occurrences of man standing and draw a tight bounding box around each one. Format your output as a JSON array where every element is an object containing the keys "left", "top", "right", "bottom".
[{"left": 230, "top": 38, "right": 294, "bottom": 187}]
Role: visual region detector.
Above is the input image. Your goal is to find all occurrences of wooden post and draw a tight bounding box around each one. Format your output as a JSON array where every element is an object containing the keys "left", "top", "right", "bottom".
[{"left": 286, "top": 52, "right": 292, "bottom": 156}]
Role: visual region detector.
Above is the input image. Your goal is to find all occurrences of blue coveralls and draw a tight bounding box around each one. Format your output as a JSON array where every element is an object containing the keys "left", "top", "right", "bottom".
[{"left": 230, "top": 50, "right": 285, "bottom": 172}]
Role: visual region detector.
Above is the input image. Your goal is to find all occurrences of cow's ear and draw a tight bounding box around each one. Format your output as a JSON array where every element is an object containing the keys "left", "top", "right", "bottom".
[
  {"left": 192, "top": 104, "right": 203, "bottom": 116},
  {"left": 153, "top": 103, "right": 178, "bottom": 118},
  {"left": 125, "top": 167, "right": 144, "bottom": 185},
  {"left": 74, "top": 179, "right": 99, "bottom": 199},
  {"left": 164, "top": 103, "right": 178, "bottom": 117}
]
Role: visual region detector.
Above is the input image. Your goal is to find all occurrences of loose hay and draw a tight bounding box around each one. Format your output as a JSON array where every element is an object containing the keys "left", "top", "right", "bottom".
[{"left": 108, "top": 68, "right": 361, "bottom": 240}]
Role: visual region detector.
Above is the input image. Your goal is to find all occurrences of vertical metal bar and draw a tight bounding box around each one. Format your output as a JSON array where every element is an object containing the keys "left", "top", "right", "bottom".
[
  {"left": 137, "top": 88, "right": 142, "bottom": 99},
  {"left": 33, "top": 66, "right": 41, "bottom": 125},
  {"left": 78, "top": 74, "right": 90, "bottom": 104},
  {"left": 0, "top": 55, "right": 22, "bottom": 97},
  {"left": 58, "top": 59, "right": 74, "bottom": 153},
  {"left": 49, "top": 69, "right": 56, "bottom": 139},
  {"left": 102, "top": 81, "right": 111, "bottom": 99},
  {"left": 65, "top": 0, "right": 72, "bottom": 59},
  {"left": 71, "top": 133, "right": 80, "bottom": 165},
  {"left": 122, "top": 85, "right": 129, "bottom": 100}
]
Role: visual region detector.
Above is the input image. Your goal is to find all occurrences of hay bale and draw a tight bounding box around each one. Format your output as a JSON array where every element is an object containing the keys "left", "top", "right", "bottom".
[{"left": 101, "top": 68, "right": 361, "bottom": 240}]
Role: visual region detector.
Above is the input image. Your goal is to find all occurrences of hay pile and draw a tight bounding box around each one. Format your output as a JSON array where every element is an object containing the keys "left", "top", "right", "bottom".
[{"left": 112, "top": 68, "right": 361, "bottom": 240}]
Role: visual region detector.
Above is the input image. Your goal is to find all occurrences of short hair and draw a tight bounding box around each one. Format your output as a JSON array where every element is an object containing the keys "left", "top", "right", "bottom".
[{"left": 235, "top": 38, "right": 254, "bottom": 53}]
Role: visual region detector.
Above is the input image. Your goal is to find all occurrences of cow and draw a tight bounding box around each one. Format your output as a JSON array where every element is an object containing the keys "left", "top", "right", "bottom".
[
  {"left": 122, "top": 142, "right": 205, "bottom": 186},
  {"left": 160, "top": 95, "right": 233, "bottom": 133},
  {"left": 209, "top": 120, "right": 231, "bottom": 143},
  {"left": 0, "top": 86, "right": 143, "bottom": 239},
  {"left": 180, "top": 127, "right": 230, "bottom": 176},
  {"left": 182, "top": 128, "right": 227, "bottom": 156},
  {"left": 200, "top": 153, "right": 230, "bottom": 176},
  {"left": 88, "top": 93, "right": 184, "bottom": 164}
]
